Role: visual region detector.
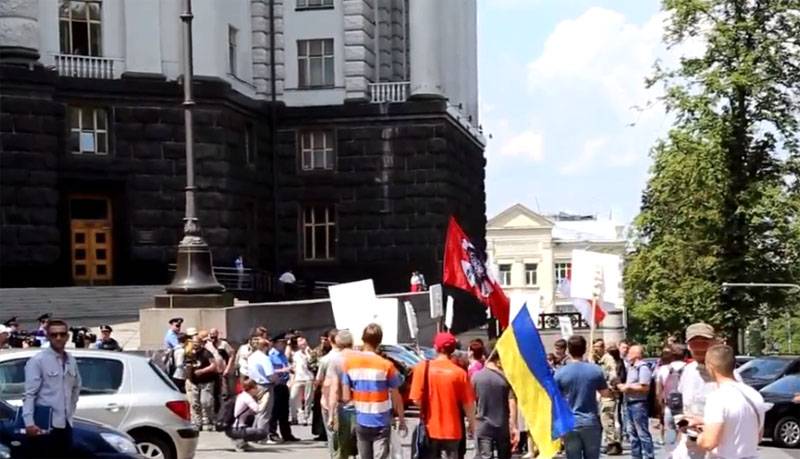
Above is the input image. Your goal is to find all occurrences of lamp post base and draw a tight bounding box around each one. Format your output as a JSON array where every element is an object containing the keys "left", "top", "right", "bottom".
[{"left": 166, "top": 239, "right": 225, "bottom": 294}]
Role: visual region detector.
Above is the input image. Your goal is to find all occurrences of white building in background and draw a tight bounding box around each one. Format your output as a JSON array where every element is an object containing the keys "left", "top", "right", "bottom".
[
  {"left": 32, "top": 0, "right": 478, "bottom": 122},
  {"left": 486, "top": 204, "right": 627, "bottom": 314}
]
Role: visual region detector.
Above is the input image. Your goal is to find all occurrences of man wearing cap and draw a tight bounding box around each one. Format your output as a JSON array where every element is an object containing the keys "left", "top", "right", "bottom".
[
  {"left": 34, "top": 313, "right": 51, "bottom": 346},
  {"left": 410, "top": 332, "right": 476, "bottom": 459},
  {"left": 93, "top": 325, "right": 122, "bottom": 352},
  {"left": 671, "top": 322, "right": 741, "bottom": 459},
  {"left": 164, "top": 318, "right": 183, "bottom": 349}
]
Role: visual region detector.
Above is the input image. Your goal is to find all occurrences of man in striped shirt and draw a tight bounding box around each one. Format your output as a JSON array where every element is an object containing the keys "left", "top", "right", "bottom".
[{"left": 342, "top": 323, "right": 406, "bottom": 459}]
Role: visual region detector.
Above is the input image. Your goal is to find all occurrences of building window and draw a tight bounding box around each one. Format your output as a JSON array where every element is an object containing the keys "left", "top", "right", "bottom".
[
  {"left": 69, "top": 107, "right": 108, "bottom": 155},
  {"left": 303, "top": 206, "right": 335, "bottom": 260},
  {"left": 59, "top": 1, "right": 102, "bottom": 56},
  {"left": 244, "top": 123, "right": 256, "bottom": 165},
  {"left": 554, "top": 262, "right": 572, "bottom": 286},
  {"left": 297, "top": 0, "right": 334, "bottom": 8},
  {"left": 228, "top": 25, "right": 238, "bottom": 76},
  {"left": 498, "top": 264, "right": 511, "bottom": 286},
  {"left": 525, "top": 263, "right": 538, "bottom": 286},
  {"left": 300, "top": 131, "right": 334, "bottom": 171},
  {"left": 298, "top": 39, "right": 335, "bottom": 88}
]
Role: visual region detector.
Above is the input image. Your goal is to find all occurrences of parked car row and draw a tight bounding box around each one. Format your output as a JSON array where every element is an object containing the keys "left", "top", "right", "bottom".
[{"left": 0, "top": 349, "right": 198, "bottom": 459}]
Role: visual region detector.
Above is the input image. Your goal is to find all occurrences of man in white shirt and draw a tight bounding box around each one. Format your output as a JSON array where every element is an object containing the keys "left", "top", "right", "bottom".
[{"left": 693, "top": 344, "right": 765, "bottom": 458}]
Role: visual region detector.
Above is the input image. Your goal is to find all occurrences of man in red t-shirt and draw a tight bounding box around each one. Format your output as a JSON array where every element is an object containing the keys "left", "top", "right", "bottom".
[{"left": 410, "top": 332, "right": 476, "bottom": 459}]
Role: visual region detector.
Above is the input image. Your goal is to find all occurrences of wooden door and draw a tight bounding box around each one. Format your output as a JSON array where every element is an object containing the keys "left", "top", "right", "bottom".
[{"left": 70, "top": 196, "right": 112, "bottom": 285}]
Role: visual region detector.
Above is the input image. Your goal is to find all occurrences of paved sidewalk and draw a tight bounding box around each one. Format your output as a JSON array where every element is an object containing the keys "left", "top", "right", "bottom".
[{"left": 194, "top": 424, "right": 798, "bottom": 459}]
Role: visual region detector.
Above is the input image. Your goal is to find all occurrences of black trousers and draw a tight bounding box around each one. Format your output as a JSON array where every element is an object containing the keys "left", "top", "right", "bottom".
[
  {"left": 18, "top": 424, "right": 74, "bottom": 458},
  {"left": 269, "top": 383, "right": 293, "bottom": 439},
  {"left": 310, "top": 384, "right": 327, "bottom": 439}
]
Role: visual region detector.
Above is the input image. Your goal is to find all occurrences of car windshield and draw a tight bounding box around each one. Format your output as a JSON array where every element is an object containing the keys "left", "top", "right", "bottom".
[
  {"left": 761, "top": 375, "right": 800, "bottom": 395},
  {"left": 736, "top": 358, "right": 790, "bottom": 380}
]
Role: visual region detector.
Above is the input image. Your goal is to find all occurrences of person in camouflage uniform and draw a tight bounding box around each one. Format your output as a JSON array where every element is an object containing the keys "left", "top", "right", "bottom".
[{"left": 593, "top": 338, "right": 623, "bottom": 455}]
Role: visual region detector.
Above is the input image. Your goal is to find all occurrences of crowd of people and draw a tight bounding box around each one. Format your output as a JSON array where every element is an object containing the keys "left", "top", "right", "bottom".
[
  {"left": 0, "top": 315, "right": 123, "bottom": 351},
  {"left": 8, "top": 312, "right": 797, "bottom": 459}
]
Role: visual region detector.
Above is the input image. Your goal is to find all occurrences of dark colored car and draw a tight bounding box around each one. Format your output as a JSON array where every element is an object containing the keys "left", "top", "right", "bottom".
[
  {"left": 400, "top": 344, "right": 436, "bottom": 360},
  {"left": 0, "top": 400, "right": 141, "bottom": 458},
  {"left": 736, "top": 356, "right": 800, "bottom": 390},
  {"left": 760, "top": 374, "right": 800, "bottom": 448}
]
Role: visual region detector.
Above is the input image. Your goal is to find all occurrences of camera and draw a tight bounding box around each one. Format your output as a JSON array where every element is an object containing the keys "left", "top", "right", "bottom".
[
  {"left": 69, "top": 326, "right": 93, "bottom": 348},
  {"left": 8, "top": 331, "right": 40, "bottom": 348}
]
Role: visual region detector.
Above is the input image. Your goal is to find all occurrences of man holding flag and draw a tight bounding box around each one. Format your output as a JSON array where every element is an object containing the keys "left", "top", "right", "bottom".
[{"left": 495, "top": 303, "right": 575, "bottom": 459}]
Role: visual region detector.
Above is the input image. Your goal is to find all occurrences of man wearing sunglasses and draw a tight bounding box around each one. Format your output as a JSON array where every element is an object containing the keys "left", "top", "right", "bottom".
[{"left": 22, "top": 318, "right": 82, "bottom": 457}]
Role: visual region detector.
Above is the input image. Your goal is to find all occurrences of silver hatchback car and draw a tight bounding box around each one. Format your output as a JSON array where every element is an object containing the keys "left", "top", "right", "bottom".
[{"left": 0, "top": 349, "right": 198, "bottom": 459}]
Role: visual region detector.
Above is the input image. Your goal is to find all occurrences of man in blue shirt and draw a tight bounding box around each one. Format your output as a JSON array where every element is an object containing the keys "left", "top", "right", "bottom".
[
  {"left": 268, "top": 337, "right": 298, "bottom": 442},
  {"left": 247, "top": 338, "right": 277, "bottom": 435},
  {"left": 618, "top": 345, "right": 654, "bottom": 459},
  {"left": 555, "top": 335, "right": 611, "bottom": 459},
  {"left": 163, "top": 317, "right": 183, "bottom": 349}
]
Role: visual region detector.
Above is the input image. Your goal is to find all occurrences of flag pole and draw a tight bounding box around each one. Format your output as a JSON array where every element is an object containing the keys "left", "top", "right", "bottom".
[{"left": 589, "top": 297, "right": 597, "bottom": 360}]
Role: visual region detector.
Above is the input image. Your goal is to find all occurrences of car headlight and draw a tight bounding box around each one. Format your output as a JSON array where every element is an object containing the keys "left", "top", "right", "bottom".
[{"left": 100, "top": 432, "right": 138, "bottom": 454}]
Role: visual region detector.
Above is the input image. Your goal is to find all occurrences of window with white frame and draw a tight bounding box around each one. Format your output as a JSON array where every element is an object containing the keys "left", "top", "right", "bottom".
[
  {"left": 300, "top": 131, "right": 334, "bottom": 171},
  {"left": 297, "top": 0, "right": 334, "bottom": 8},
  {"left": 554, "top": 262, "right": 571, "bottom": 286},
  {"left": 298, "top": 39, "right": 335, "bottom": 88},
  {"left": 59, "top": 1, "right": 102, "bottom": 56},
  {"left": 228, "top": 25, "right": 238, "bottom": 76},
  {"left": 525, "top": 263, "right": 538, "bottom": 286},
  {"left": 69, "top": 107, "right": 108, "bottom": 155},
  {"left": 303, "top": 205, "right": 335, "bottom": 260},
  {"left": 498, "top": 264, "right": 512, "bottom": 286}
]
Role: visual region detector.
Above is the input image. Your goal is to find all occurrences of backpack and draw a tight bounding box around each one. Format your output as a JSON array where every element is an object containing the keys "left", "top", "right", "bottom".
[
  {"left": 158, "top": 348, "right": 176, "bottom": 377},
  {"left": 664, "top": 363, "right": 686, "bottom": 414}
]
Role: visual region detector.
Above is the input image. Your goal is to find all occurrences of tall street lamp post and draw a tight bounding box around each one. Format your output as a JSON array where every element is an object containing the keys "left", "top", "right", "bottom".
[{"left": 166, "top": 0, "right": 224, "bottom": 294}]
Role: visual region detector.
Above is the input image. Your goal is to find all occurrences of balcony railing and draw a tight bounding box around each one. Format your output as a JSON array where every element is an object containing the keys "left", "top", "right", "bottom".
[
  {"left": 54, "top": 54, "right": 122, "bottom": 79},
  {"left": 369, "top": 81, "right": 410, "bottom": 103},
  {"left": 167, "top": 264, "right": 271, "bottom": 293}
]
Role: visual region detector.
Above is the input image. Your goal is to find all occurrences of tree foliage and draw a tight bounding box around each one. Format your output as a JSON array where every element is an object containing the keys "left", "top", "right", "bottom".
[{"left": 625, "top": 0, "right": 800, "bottom": 346}]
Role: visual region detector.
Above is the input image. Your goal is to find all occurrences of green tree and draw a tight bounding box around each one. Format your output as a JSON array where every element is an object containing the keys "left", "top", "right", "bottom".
[{"left": 625, "top": 0, "right": 800, "bottom": 348}]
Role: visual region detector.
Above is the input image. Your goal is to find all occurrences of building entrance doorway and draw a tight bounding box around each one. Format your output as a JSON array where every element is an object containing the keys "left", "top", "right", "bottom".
[{"left": 69, "top": 196, "right": 112, "bottom": 285}]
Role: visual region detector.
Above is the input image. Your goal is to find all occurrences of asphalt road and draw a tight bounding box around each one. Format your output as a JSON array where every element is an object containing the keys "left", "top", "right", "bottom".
[{"left": 194, "top": 424, "right": 799, "bottom": 459}]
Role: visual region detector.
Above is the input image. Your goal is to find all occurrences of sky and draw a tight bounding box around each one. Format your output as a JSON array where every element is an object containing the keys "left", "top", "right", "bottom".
[{"left": 478, "top": 0, "right": 688, "bottom": 224}]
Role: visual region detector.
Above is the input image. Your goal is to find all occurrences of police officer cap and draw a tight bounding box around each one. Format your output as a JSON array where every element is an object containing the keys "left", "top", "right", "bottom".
[
  {"left": 3, "top": 317, "right": 18, "bottom": 327},
  {"left": 100, "top": 325, "right": 113, "bottom": 332},
  {"left": 37, "top": 313, "right": 51, "bottom": 322},
  {"left": 168, "top": 317, "right": 184, "bottom": 325}
]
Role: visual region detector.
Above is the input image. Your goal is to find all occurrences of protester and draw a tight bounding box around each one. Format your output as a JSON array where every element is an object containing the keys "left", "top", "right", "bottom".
[
  {"left": 554, "top": 335, "right": 610, "bottom": 459},
  {"left": 290, "top": 335, "right": 314, "bottom": 425},
  {"left": 617, "top": 338, "right": 632, "bottom": 443},
  {"left": 552, "top": 339, "right": 569, "bottom": 368},
  {"left": 325, "top": 329, "right": 358, "bottom": 459},
  {"left": 229, "top": 379, "right": 264, "bottom": 452},
  {"left": 655, "top": 345, "right": 686, "bottom": 449},
  {"left": 0, "top": 325, "right": 10, "bottom": 350},
  {"left": 171, "top": 333, "right": 189, "bottom": 393},
  {"left": 22, "top": 319, "right": 81, "bottom": 458},
  {"left": 617, "top": 344, "right": 654, "bottom": 459},
  {"left": 689, "top": 344, "right": 766, "bottom": 458},
  {"left": 410, "top": 332, "right": 476, "bottom": 459},
  {"left": 341, "top": 324, "right": 406, "bottom": 459},
  {"left": 472, "top": 350, "right": 518, "bottom": 459},
  {"left": 237, "top": 327, "right": 268, "bottom": 380},
  {"left": 92, "top": 325, "right": 122, "bottom": 351},
  {"left": 593, "top": 339, "right": 622, "bottom": 455},
  {"left": 672, "top": 323, "right": 731, "bottom": 459},
  {"left": 312, "top": 328, "right": 337, "bottom": 442},
  {"left": 164, "top": 317, "right": 184, "bottom": 349},
  {"left": 269, "top": 336, "right": 298, "bottom": 442},
  {"left": 468, "top": 339, "right": 486, "bottom": 378},
  {"left": 248, "top": 337, "right": 278, "bottom": 439},
  {"left": 188, "top": 331, "right": 219, "bottom": 431}
]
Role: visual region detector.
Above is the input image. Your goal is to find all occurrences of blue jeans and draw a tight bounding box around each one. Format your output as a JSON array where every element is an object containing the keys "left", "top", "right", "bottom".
[
  {"left": 627, "top": 401, "right": 654, "bottom": 459},
  {"left": 563, "top": 425, "right": 602, "bottom": 459}
]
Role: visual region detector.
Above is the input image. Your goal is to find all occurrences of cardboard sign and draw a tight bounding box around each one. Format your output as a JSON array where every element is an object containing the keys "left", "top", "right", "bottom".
[
  {"left": 570, "top": 250, "right": 622, "bottom": 307},
  {"left": 404, "top": 301, "right": 418, "bottom": 340},
  {"left": 328, "top": 280, "right": 398, "bottom": 345},
  {"left": 558, "top": 315, "right": 574, "bottom": 339},
  {"left": 429, "top": 284, "right": 444, "bottom": 318}
]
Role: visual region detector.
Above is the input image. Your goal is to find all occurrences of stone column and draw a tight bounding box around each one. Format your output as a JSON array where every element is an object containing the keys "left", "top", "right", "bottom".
[
  {"left": 0, "top": 0, "right": 40, "bottom": 65},
  {"left": 408, "top": 0, "right": 443, "bottom": 99}
]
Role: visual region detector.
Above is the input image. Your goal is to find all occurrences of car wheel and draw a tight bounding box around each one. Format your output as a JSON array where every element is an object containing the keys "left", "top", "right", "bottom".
[
  {"left": 774, "top": 416, "right": 800, "bottom": 448},
  {"left": 131, "top": 432, "right": 174, "bottom": 459}
]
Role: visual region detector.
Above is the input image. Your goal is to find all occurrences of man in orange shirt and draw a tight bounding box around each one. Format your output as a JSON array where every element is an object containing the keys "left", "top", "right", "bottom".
[{"left": 410, "top": 332, "right": 476, "bottom": 459}]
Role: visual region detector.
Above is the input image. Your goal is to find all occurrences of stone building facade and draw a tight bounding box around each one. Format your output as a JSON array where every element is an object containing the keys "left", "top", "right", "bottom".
[{"left": 0, "top": 0, "right": 486, "bottom": 294}]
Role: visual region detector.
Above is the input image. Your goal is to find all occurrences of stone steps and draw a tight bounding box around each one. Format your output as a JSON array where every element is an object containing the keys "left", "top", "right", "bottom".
[{"left": 0, "top": 285, "right": 165, "bottom": 329}]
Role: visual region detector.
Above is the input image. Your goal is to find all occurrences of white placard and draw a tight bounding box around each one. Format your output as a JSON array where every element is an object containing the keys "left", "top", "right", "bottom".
[
  {"left": 558, "top": 316, "right": 574, "bottom": 339},
  {"left": 328, "top": 279, "right": 377, "bottom": 332},
  {"left": 429, "top": 284, "right": 444, "bottom": 318},
  {"left": 510, "top": 293, "right": 541, "bottom": 325},
  {"left": 373, "top": 298, "right": 399, "bottom": 345},
  {"left": 445, "top": 295, "right": 455, "bottom": 330},
  {"left": 570, "top": 250, "right": 623, "bottom": 307},
  {"left": 404, "top": 301, "right": 418, "bottom": 340}
]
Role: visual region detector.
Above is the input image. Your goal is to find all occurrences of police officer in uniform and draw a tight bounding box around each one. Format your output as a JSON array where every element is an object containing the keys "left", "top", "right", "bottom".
[
  {"left": 594, "top": 338, "right": 623, "bottom": 455},
  {"left": 93, "top": 325, "right": 123, "bottom": 351}
]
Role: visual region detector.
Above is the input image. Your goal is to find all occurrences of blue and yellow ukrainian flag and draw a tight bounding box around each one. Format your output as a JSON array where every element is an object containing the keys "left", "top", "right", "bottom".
[{"left": 496, "top": 304, "right": 574, "bottom": 458}]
